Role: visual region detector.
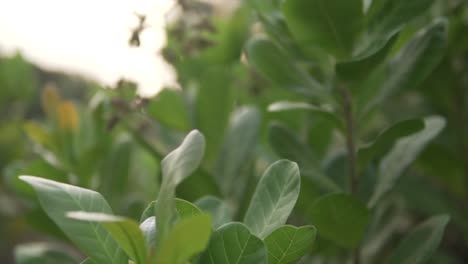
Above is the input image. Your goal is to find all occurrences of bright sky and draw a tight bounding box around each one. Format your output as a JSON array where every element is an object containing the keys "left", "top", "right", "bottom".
[{"left": 0, "top": 0, "right": 177, "bottom": 97}]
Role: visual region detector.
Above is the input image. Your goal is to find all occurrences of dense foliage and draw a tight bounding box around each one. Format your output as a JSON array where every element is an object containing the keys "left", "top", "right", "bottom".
[{"left": 1, "top": 0, "right": 467, "bottom": 263}]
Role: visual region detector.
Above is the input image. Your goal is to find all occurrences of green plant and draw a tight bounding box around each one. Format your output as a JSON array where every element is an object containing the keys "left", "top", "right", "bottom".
[{"left": 18, "top": 130, "right": 314, "bottom": 264}]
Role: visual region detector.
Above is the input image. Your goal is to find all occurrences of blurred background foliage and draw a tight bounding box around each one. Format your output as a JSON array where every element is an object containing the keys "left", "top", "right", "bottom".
[{"left": 0, "top": 0, "right": 467, "bottom": 263}]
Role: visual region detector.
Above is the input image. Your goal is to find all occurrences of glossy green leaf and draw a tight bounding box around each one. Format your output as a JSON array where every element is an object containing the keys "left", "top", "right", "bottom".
[
  {"left": 245, "top": 38, "right": 322, "bottom": 96},
  {"left": 310, "top": 193, "right": 370, "bottom": 248},
  {"left": 264, "top": 225, "right": 316, "bottom": 264},
  {"left": 388, "top": 215, "right": 450, "bottom": 264},
  {"left": 358, "top": 20, "right": 447, "bottom": 116},
  {"left": 155, "top": 130, "right": 205, "bottom": 245},
  {"left": 199, "top": 222, "right": 268, "bottom": 264},
  {"left": 154, "top": 214, "right": 212, "bottom": 264},
  {"left": 358, "top": 118, "right": 425, "bottom": 171},
  {"left": 215, "top": 106, "right": 261, "bottom": 198},
  {"left": 19, "top": 176, "right": 126, "bottom": 264},
  {"left": 195, "top": 195, "right": 233, "bottom": 228},
  {"left": 67, "top": 212, "right": 146, "bottom": 264},
  {"left": 244, "top": 160, "right": 301, "bottom": 238},
  {"left": 283, "top": 0, "right": 363, "bottom": 59},
  {"left": 369, "top": 116, "right": 445, "bottom": 207},
  {"left": 14, "top": 243, "right": 77, "bottom": 264}
]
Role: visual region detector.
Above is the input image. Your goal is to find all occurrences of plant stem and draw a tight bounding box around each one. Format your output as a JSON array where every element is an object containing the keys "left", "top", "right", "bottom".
[
  {"left": 339, "top": 84, "right": 360, "bottom": 264},
  {"left": 339, "top": 84, "right": 358, "bottom": 194}
]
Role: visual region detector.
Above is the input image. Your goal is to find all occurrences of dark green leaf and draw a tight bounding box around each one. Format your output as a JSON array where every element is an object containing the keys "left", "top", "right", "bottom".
[
  {"left": 310, "top": 193, "right": 370, "bottom": 248},
  {"left": 283, "top": 0, "right": 363, "bottom": 59},
  {"left": 245, "top": 38, "right": 322, "bottom": 96},
  {"left": 268, "top": 122, "right": 341, "bottom": 192}
]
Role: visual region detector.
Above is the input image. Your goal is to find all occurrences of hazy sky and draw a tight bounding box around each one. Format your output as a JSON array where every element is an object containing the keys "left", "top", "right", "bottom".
[{"left": 0, "top": 0, "right": 177, "bottom": 96}]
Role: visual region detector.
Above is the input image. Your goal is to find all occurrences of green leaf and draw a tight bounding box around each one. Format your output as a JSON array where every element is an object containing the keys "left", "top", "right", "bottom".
[
  {"left": 195, "top": 195, "right": 233, "bottom": 228},
  {"left": 268, "top": 101, "right": 343, "bottom": 130},
  {"left": 139, "top": 216, "right": 156, "bottom": 252},
  {"left": 358, "top": 118, "right": 425, "bottom": 171},
  {"left": 215, "top": 106, "right": 261, "bottom": 199},
  {"left": 368, "top": 116, "right": 445, "bottom": 207},
  {"left": 268, "top": 122, "right": 341, "bottom": 193},
  {"left": 358, "top": 20, "right": 447, "bottom": 116},
  {"left": 245, "top": 38, "right": 322, "bottom": 96},
  {"left": 147, "top": 88, "right": 190, "bottom": 131},
  {"left": 19, "top": 176, "right": 126, "bottom": 264},
  {"left": 264, "top": 225, "right": 316, "bottom": 264},
  {"left": 140, "top": 198, "right": 203, "bottom": 223},
  {"left": 199, "top": 222, "right": 268, "bottom": 264},
  {"left": 244, "top": 160, "right": 301, "bottom": 238},
  {"left": 195, "top": 68, "right": 234, "bottom": 166},
  {"left": 154, "top": 214, "right": 212, "bottom": 264},
  {"left": 14, "top": 243, "right": 77, "bottom": 264},
  {"left": 310, "top": 193, "right": 370, "bottom": 248},
  {"left": 67, "top": 212, "right": 146, "bottom": 264},
  {"left": 388, "top": 215, "right": 450, "bottom": 264},
  {"left": 155, "top": 130, "right": 205, "bottom": 245},
  {"left": 283, "top": 0, "right": 363, "bottom": 59}
]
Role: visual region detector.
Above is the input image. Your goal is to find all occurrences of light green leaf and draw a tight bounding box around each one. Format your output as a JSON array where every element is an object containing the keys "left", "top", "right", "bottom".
[
  {"left": 368, "top": 116, "right": 446, "bottom": 207},
  {"left": 388, "top": 215, "right": 450, "bottom": 264},
  {"left": 357, "top": 118, "right": 425, "bottom": 171},
  {"left": 358, "top": 20, "right": 447, "bottom": 116},
  {"left": 14, "top": 243, "right": 77, "bottom": 264},
  {"left": 154, "top": 214, "right": 212, "bottom": 264},
  {"left": 264, "top": 225, "right": 316, "bottom": 264},
  {"left": 140, "top": 198, "right": 203, "bottom": 223},
  {"left": 67, "top": 212, "right": 146, "bottom": 264},
  {"left": 139, "top": 216, "right": 156, "bottom": 252},
  {"left": 215, "top": 106, "right": 261, "bottom": 199},
  {"left": 19, "top": 176, "right": 126, "bottom": 264},
  {"left": 310, "top": 193, "right": 370, "bottom": 248},
  {"left": 155, "top": 130, "right": 205, "bottom": 246},
  {"left": 245, "top": 38, "right": 322, "bottom": 96},
  {"left": 195, "top": 195, "right": 233, "bottom": 228},
  {"left": 283, "top": 0, "right": 363, "bottom": 59},
  {"left": 199, "top": 222, "right": 267, "bottom": 264},
  {"left": 161, "top": 130, "right": 206, "bottom": 186},
  {"left": 244, "top": 160, "right": 301, "bottom": 238},
  {"left": 268, "top": 101, "right": 343, "bottom": 130}
]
